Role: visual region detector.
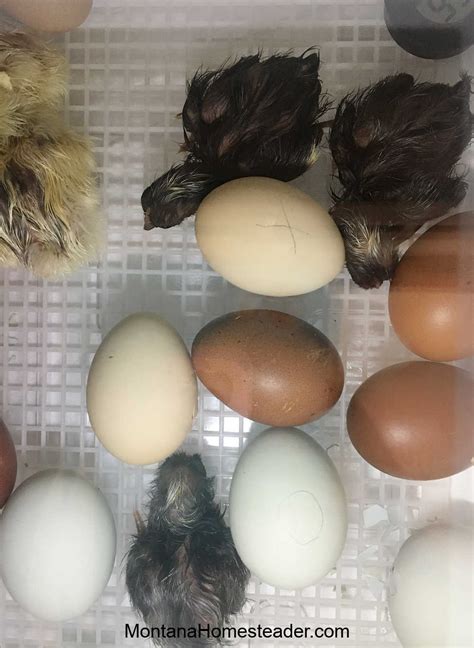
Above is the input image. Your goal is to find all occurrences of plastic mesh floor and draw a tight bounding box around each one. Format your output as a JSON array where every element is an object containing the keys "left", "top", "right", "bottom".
[{"left": 0, "top": 1, "right": 472, "bottom": 646}]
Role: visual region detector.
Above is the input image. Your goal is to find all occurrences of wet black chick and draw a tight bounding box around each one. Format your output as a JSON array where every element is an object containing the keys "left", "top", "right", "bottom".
[
  {"left": 126, "top": 453, "right": 250, "bottom": 647},
  {"left": 142, "top": 50, "right": 330, "bottom": 230},
  {"left": 329, "top": 73, "right": 472, "bottom": 288},
  {"left": 142, "top": 161, "right": 220, "bottom": 231}
]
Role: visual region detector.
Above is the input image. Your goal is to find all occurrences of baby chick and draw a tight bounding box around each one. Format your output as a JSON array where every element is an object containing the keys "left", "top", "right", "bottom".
[
  {"left": 142, "top": 161, "right": 220, "bottom": 231},
  {"left": 126, "top": 453, "right": 250, "bottom": 647},
  {"left": 329, "top": 73, "right": 472, "bottom": 288},
  {"left": 142, "top": 50, "right": 330, "bottom": 230},
  {"left": 0, "top": 32, "right": 67, "bottom": 137},
  {"left": 0, "top": 126, "right": 102, "bottom": 277},
  {"left": 0, "top": 32, "right": 103, "bottom": 278}
]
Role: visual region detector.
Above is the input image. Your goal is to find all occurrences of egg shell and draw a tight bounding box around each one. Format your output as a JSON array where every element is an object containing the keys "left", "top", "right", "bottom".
[
  {"left": 195, "top": 177, "right": 345, "bottom": 297},
  {"left": 388, "top": 525, "right": 473, "bottom": 648},
  {"left": 0, "top": 418, "right": 17, "bottom": 508},
  {"left": 87, "top": 313, "right": 197, "bottom": 465},
  {"left": 389, "top": 212, "right": 474, "bottom": 361},
  {"left": 0, "top": 0, "right": 93, "bottom": 32},
  {"left": 347, "top": 361, "right": 474, "bottom": 480},
  {"left": 192, "top": 309, "right": 344, "bottom": 426},
  {"left": 0, "top": 469, "right": 116, "bottom": 622},
  {"left": 229, "top": 427, "right": 347, "bottom": 590}
]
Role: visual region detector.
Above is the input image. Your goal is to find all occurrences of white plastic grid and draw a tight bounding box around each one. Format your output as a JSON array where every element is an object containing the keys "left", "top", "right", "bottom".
[{"left": 0, "top": 1, "right": 472, "bottom": 646}]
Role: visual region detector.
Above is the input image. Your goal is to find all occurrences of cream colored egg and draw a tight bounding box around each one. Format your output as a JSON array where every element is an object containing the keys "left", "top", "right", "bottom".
[
  {"left": 195, "top": 177, "right": 345, "bottom": 297},
  {"left": 87, "top": 313, "right": 197, "bottom": 465},
  {"left": 0, "top": 0, "right": 93, "bottom": 32}
]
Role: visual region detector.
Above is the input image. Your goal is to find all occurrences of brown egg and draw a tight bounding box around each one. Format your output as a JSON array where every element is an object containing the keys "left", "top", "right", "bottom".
[
  {"left": 347, "top": 361, "right": 473, "bottom": 480},
  {"left": 0, "top": 0, "right": 93, "bottom": 32},
  {"left": 389, "top": 212, "right": 474, "bottom": 361},
  {"left": 192, "top": 309, "right": 344, "bottom": 426},
  {"left": 0, "top": 418, "right": 17, "bottom": 508}
]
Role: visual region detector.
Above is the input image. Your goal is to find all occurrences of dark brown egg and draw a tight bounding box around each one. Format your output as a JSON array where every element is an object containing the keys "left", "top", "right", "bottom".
[
  {"left": 192, "top": 309, "right": 344, "bottom": 426},
  {"left": 389, "top": 212, "right": 474, "bottom": 361},
  {"left": 347, "top": 361, "right": 473, "bottom": 480},
  {"left": 0, "top": 418, "right": 17, "bottom": 508}
]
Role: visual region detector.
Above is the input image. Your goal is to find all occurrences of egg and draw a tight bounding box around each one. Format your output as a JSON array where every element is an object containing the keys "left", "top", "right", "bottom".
[
  {"left": 230, "top": 427, "right": 347, "bottom": 590},
  {"left": 347, "top": 361, "right": 473, "bottom": 480},
  {"left": 195, "top": 177, "right": 345, "bottom": 297},
  {"left": 87, "top": 313, "right": 197, "bottom": 465},
  {"left": 0, "top": 417, "right": 16, "bottom": 508},
  {"left": 0, "top": 469, "right": 116, "bottom": 622},
  {"left": 192, "top": 309, "right": 344, "bottom": 426},
  {"left": 389, "top": 212, "right": 474, "bottom": 361},
  {"left": 0, "top": 0, "right": 93, "bottom": 32},
  {"left": 388, "top": 525, "right": 473, "bottom": 648}
]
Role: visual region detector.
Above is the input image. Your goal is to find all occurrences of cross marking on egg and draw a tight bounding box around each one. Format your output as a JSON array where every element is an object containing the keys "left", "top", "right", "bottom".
[{"left": 256, "top": 199, "right": 311, "bottom": 254}]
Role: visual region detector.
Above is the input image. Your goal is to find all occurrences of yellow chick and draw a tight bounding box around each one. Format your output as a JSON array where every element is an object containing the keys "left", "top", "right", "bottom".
[{"left": 0, "top": 32, "right": 103, "bottom": 278}]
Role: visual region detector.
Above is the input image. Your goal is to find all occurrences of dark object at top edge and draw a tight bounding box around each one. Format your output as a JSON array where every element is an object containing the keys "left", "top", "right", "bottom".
[{"left": 384, "top": 0, "right": 474, "bottom": 59}]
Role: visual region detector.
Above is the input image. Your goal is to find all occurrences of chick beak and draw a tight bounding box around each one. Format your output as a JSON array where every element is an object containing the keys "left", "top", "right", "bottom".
[
  {"left": 143, "top": 208, "right": 154, "bottom": 231},
  {"left": 369, "top": 278, "right": 384, "bottom": 290}
]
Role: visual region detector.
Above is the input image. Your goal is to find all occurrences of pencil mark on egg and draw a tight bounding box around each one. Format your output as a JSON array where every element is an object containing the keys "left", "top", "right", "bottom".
[
  {"left": 281, "top": 199, "right": 297, "bottom": 254},
  {"left": 256, "top": 200, "right": 310, "bottom": 255},
  {"left": 256, "top": 209, "right": 310, "bottom": 254}
]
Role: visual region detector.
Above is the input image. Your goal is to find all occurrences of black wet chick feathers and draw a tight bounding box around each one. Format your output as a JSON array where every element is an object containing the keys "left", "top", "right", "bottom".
[
  {"left": 142, "top": 50, "right": 329, "bottom": 230},
  {"left": 329, "top": 73, "right": 472, "bottom": 288},
  {"left": 181, "top": 51, "right": 327, "bottom": 179},
  {"left": 142, "top": 162, "right": 220, "bottom": 231},
  {"left": 126, "top": 453, "right": 249, "bottom": 647}
]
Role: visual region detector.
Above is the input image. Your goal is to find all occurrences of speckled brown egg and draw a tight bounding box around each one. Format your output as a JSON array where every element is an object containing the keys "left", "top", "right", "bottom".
[
  {"left": 0, "top": 417, "right": 17, "bottom": 508},
  {"left": 347, "top": 361, "right": 474, "bottom": 481},
  {"left": 192, "top": 309, "right": 344, "bottom": 426},
  {"left": 389, "top": 212, "right": 474, "bottom": 361}
]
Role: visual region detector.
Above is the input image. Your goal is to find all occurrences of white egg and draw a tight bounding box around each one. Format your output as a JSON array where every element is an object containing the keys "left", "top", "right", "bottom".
[
  {"left": 229, "top": 427, "right": 347, "bottom": 589},
  {"left": 195, "top": 177, "right": 345, "bottom": 297},
  {"left": 87, "top": 312, "right": 197, "bottom": 465},
  {"left": 0, "top": 470, "right": 116, "bottom": 622},
  {"left": 389, "top": 524, "right": 474, "bottom": 648}
]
